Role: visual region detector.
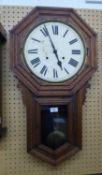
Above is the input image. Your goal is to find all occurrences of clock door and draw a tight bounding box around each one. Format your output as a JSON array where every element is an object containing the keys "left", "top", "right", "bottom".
[
  {"left": 22, "top": 88, "right": 82, "bottom": 165},
  {"left": 41, "top": 105, "right": 68, "bottom": 150}
]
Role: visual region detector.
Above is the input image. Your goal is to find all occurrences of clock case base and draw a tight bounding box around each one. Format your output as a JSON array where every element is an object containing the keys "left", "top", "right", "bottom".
[{"left": 20, "top": 84, "right": 87, "bottom": 165}]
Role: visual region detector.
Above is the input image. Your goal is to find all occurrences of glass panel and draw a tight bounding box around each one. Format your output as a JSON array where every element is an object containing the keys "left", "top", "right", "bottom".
[{"left": 41, "top": 105, "right": 68, "bottom": 150}]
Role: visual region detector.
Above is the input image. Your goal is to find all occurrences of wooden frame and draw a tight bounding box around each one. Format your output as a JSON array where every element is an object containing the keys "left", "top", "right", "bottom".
[{"left": 10, "top": 7, "right": 97, "bottom": 165}]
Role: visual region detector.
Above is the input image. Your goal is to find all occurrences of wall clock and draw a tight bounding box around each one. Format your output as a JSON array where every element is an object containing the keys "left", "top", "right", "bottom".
[
  {"left": 10, "top": 7, "right": 97, "bottom": 165},
  {"left": 0, "top": 23, "right": 6, "bottom": 138}
]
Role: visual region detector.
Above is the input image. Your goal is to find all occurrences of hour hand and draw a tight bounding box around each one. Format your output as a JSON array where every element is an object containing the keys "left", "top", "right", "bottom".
[
  {"left": 53, "top": 49, "right": 62, "bottom": 70},
  {"left": 57, "top": 60, "right": 62, "bottom": 70}
]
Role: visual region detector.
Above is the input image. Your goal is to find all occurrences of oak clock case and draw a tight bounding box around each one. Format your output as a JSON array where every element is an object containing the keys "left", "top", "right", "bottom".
[{"left": 10, "top": 7, "right": 96, "bottom": 165}]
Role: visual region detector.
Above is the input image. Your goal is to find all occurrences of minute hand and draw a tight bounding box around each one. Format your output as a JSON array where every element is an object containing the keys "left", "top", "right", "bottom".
[{"left": 44, "top": 25, "right": 62, "bottom": 70}]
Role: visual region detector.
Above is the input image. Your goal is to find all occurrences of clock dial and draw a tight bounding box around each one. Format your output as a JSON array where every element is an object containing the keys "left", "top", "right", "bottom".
[{"left": 23, "top": 21, "right": 85, "bottom": 82}]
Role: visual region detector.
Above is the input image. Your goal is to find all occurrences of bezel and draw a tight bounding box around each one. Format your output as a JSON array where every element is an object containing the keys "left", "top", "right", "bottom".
[{"left": 23, "top": 20, "right": 86, "bottom": 83}]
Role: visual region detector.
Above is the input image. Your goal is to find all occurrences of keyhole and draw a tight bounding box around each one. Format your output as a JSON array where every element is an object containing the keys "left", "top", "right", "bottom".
[
  {"left": 46, "top": 57, "right": 49, "bottom": 60},
  {"left": 62, "top": 57, "right": 65, "bottom": 60}
]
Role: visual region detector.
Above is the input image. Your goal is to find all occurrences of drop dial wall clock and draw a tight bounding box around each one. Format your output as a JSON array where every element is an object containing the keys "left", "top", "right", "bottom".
[{"left": 10, "top": 7, "right": 97, "bottom": 165}]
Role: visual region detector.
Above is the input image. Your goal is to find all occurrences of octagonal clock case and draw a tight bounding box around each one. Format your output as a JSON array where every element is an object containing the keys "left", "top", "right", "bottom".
[{"left": 10, "top": 7, "right": 97, "bottom": 165}]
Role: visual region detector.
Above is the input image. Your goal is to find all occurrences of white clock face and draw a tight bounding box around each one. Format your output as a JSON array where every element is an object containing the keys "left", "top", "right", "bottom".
[{"left": 23, "top": 21, "right": 85, "bottom": 82}]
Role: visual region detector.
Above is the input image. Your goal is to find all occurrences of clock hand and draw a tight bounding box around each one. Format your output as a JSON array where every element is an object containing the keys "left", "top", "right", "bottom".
[
  {"left": 53, "top": 49, "right": 62, "bottom": 70},
  {"left": 44, "top": 25, "right": 62, "bottom": 70}
]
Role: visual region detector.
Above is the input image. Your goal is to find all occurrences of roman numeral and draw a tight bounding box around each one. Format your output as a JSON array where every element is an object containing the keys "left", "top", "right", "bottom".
[
  {"left": 40, "top": 65, "right": 48, "bottom": 76},
  {"left": 69, "top": 38, "right": 78, "bottom": 45},
  {"left": 52, "top": 25, "right": 58, "bottom": 35},
  {"left": 53, "top": 69, "right": 58, "bottom": 78},
  {"left": 28, "top": 49, "right": 38, "bottom": 54},
  {"left": 72, "top": 50, "right": 81, "bottom": 54},
  {"left": 68, "top": 58, "right": 79, "bottom": 67},
  {"left": 31, "top": 57, "right": 40, "bottom": 67},
  {"left": 31, "top": 38, "right": 41, "bottom": 43},
  {"left": 64, "top": 68, "right": 69, "bottom": 74},
  {"left": 40, "top": 25, "right": 48, "bottom": 37},
  {"left": 63, "top": 29, "right": 68, "bottom": 37}
]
